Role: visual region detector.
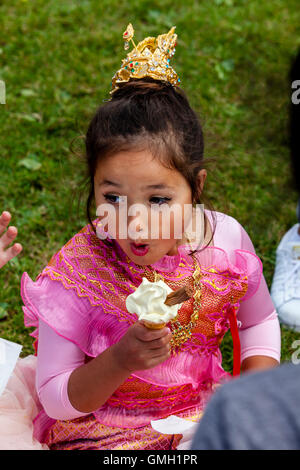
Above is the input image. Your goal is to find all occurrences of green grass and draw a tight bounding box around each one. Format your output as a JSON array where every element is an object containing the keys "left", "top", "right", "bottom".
[{"left": 1, "top": 0, "right": 300, "bottom": 369}]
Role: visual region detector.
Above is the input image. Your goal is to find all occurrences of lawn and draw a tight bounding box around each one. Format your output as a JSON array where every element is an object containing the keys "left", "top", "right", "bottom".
[{"left": 0, "top": 0, "right": 300, "bottom": 371}]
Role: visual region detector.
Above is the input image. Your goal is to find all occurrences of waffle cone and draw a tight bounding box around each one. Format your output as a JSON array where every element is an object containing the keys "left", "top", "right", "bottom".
[{"left": 142, "top": 320, "right": 166, "bottom": 330}]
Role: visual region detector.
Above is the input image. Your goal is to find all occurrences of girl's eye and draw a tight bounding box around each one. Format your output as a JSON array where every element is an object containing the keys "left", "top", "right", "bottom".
[
  {"left": 104, "top": 194, "right": 120, "bottom": 204},
  {"left": 150, "top": 196, "right": 172, "bottom": 205}
]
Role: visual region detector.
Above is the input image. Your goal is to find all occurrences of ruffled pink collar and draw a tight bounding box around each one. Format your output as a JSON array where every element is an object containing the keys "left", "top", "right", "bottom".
[{"left": 150, "top": 244, "right": 191, "bottom": 272}]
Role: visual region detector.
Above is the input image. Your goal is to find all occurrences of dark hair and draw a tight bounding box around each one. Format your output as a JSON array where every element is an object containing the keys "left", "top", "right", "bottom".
[{"left": 76, "top": 78, "right": 216, "bottom": 251}]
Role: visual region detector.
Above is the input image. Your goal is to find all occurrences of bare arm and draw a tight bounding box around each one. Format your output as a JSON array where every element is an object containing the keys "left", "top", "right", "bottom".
[{"left": 241, "top": 355, "right": 279, "bottom": 373}]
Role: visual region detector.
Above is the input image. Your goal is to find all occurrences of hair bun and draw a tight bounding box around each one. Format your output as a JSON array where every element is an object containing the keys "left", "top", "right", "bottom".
[{"left": 111, "top": 78, "right": 175, "bottom": 100}]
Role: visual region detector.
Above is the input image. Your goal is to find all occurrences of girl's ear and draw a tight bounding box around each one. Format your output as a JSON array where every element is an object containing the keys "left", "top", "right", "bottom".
[{"left": 196, "top": 169, "right": 207, "bottom": 197}]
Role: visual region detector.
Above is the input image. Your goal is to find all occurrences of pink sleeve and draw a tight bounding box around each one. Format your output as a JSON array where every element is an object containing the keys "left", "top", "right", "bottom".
[
  {"left": 36, "top": 318, "right": 90, "bottom": 420},
  {"left": 237, "top": 223, "right": 281, "bottom": 363}
]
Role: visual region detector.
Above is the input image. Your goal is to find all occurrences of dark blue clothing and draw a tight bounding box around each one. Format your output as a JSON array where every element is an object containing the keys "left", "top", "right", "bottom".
[{"left": 191, "top": 362, "right": 300, "bottom": 450}]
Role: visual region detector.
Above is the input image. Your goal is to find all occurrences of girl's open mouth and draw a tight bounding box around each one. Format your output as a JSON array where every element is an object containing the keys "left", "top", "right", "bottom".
[{"left": 130, "top": 242, "right": 150, "bottom": 256}]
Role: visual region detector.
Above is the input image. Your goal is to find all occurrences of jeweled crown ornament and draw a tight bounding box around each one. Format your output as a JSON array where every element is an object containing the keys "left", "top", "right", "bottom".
[{"left": 110, "top": 23, "right": 180, "bottom": 94}]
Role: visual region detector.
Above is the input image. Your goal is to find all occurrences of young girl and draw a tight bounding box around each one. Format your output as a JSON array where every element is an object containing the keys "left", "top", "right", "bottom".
[{"left": 21, "top": 25, "right": 280, "bottom": 450}]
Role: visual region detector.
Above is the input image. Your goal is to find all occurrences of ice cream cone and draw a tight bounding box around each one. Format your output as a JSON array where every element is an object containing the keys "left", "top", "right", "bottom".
[
  {"left": 142, "top": 320, "right": 166, "bottom": 330},
  {"left": 126, "top": 277, "right": 183, "bottom": 329}
]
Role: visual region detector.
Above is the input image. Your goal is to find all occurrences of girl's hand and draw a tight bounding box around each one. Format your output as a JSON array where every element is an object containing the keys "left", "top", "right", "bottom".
[
  {"left": 0, "top": 211, "right": 22, "bottom": 269},
  {"left": 112, "top": 321, "right": 172, "bottom": 373}
]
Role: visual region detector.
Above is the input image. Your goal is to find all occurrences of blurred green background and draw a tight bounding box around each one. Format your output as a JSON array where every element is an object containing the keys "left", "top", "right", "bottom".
[{"left": 0, "top": 0, "right": 300, "bottom": 372}]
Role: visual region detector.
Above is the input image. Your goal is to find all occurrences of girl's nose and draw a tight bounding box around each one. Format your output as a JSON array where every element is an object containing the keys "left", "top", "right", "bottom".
[
  {"left": 127, "top": 204, "right": 149, "bottom": 240},
  {"left": 135, "top": 223, "right": 146, "bottom": 238},
  {"left": 128, "top": 219, "right": 148, "bottom": 241}
]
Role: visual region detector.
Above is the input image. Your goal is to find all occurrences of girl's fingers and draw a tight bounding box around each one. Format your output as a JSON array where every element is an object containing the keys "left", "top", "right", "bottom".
[
  {"left": 147, "top": 333, "right": 172, "bottom": 350},
  {"left": 0, "top": 243, "right": 22, "bottom": 269},
  {"left": 0, "top": 225, "right": 18, "bottom": 249},
  {"left": 148, "top": 350, "right": 171, "bottom": 368},
  {"left": 136, "top": 322, "right": 170, "bottom": 342},
  {"left": 0, "top": 217, "right": 22, "bottom": 269},
  {"left": 144, "top": 338, "right": 171, "bottom": 360},
  {"left": 11, "top": 242, "right": 22, "bottom": 256},
  {"left": 0, "top": 211, "right": 11, "bottom": 236}
]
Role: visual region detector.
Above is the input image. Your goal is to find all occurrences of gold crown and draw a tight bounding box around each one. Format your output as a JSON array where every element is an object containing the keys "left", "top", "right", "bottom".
[{"left": 110, "top": 23, "right": 180, "bottom": 94}]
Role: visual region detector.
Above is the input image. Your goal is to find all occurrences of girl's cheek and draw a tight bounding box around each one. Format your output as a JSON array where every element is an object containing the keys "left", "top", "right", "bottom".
[
  {"left": 168, "top": 210, "right": 186, "bottom": 241},
  {"left": 149, "top": 208, "right": 184, "bottom": 241},
  {"left": 97, "top": 210, "right": 119, "bottom": 240}
]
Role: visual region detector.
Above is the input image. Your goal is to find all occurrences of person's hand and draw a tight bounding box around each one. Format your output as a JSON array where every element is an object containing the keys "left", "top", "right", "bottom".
[
  {"left": 0, "top": 211, "right": 22, "bottom": 269},
  {"left": 112, "top": 321, "right": 172, "bottom": 373}
]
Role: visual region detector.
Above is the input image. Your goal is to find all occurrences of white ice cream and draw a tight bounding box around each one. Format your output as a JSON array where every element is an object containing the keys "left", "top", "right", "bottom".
[{"left": 126, "top": 277, "right": 181, "bottom": 324}]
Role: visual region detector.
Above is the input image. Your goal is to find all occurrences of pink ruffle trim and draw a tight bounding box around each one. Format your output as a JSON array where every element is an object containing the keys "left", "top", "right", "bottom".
[{"left": 176, "top": 244, "right": 263, "bottom": 302}]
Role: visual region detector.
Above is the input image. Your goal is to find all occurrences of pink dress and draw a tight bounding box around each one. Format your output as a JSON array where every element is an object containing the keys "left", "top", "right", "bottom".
[{"left": 2, "top": 210, "right": 281, "bottom": 450}]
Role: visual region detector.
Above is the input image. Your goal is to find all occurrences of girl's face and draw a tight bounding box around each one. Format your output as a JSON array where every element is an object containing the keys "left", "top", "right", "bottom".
[{"left": 94, "top": 149, "right": 206, "bottom": 265}]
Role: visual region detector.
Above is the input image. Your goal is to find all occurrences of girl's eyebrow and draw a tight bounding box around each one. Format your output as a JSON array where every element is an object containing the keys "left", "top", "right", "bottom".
[
  {"left": 99, "top": 179, "right": 122, "bottom": 187},
  {"left": 145, "top": 184, "right": 173, "bottom": 190},
  {"left": 99, "top": 180, "right": 174, "bottom": 190}
]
